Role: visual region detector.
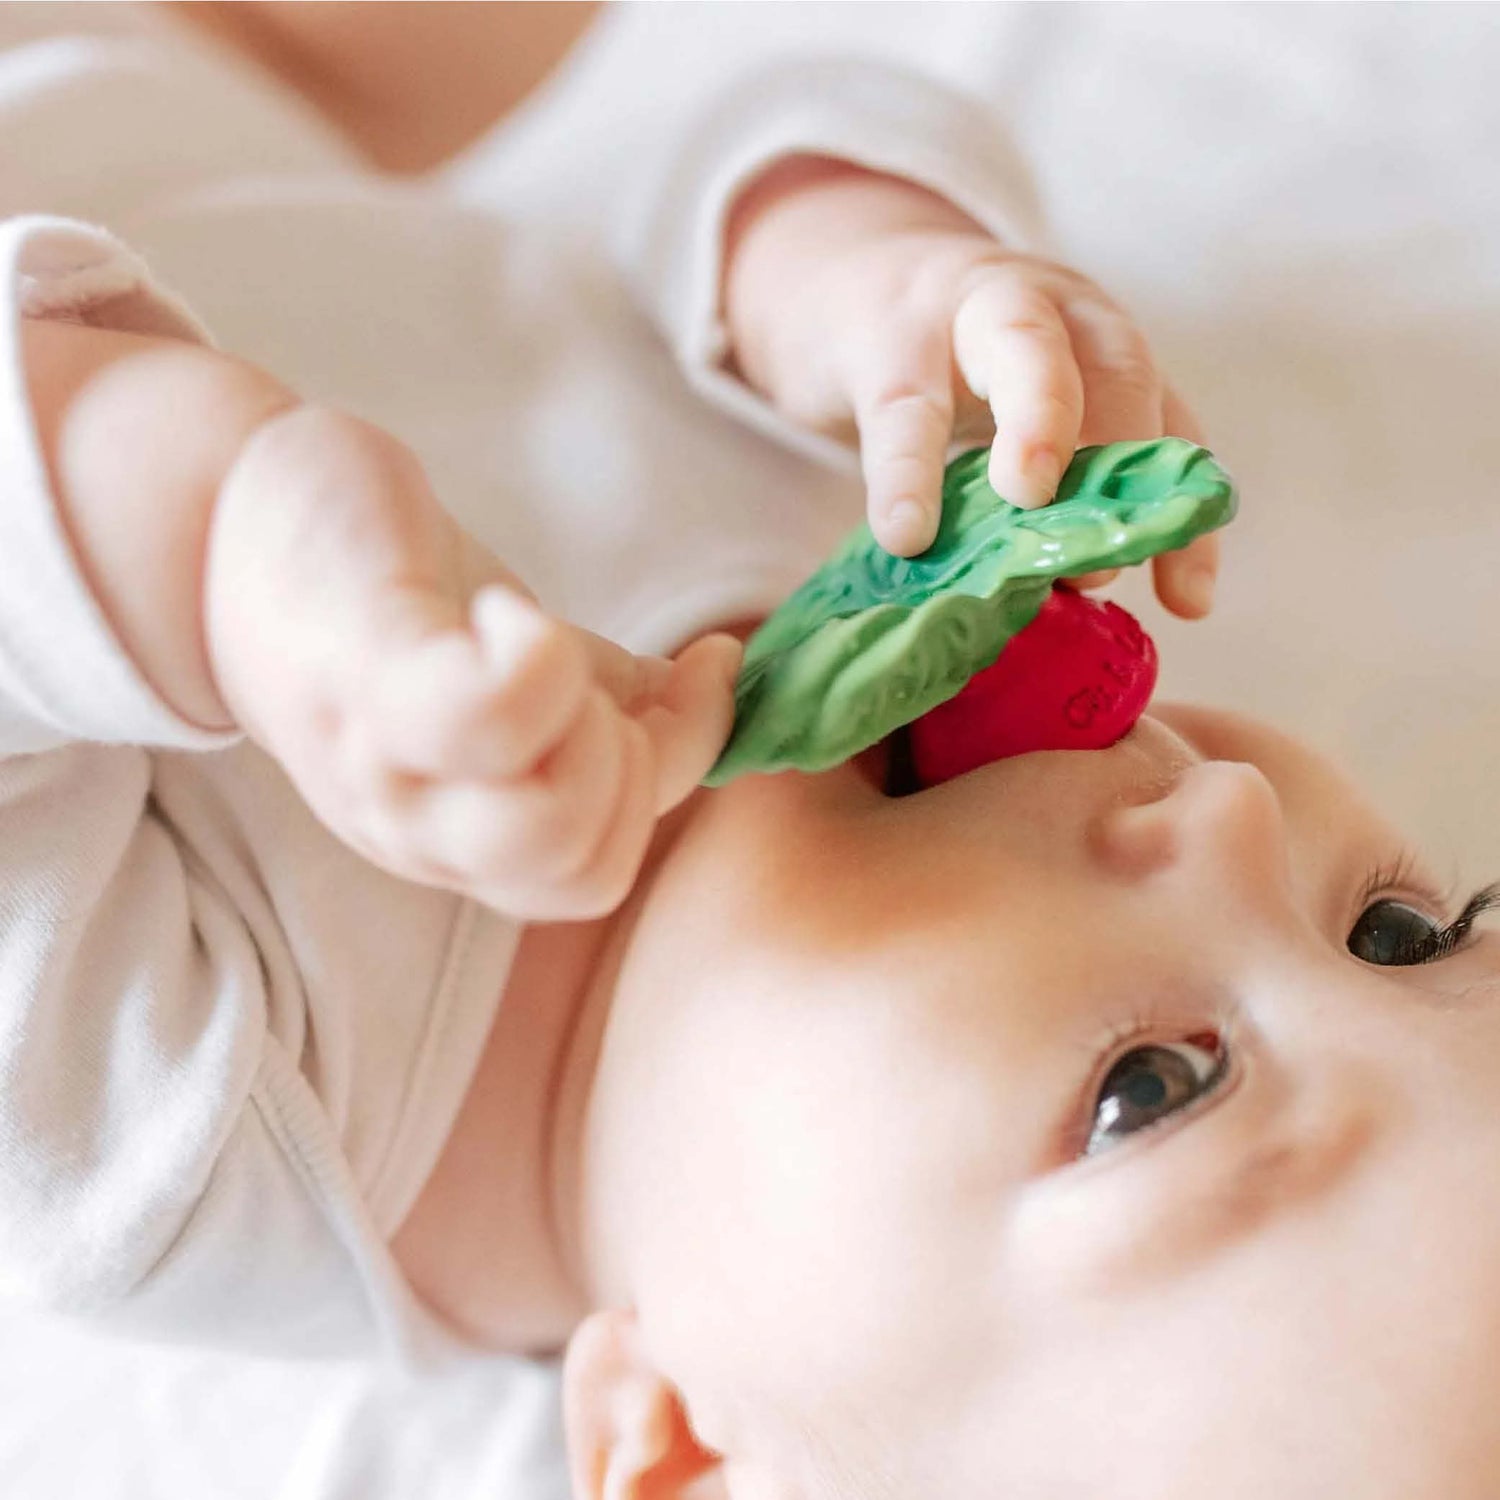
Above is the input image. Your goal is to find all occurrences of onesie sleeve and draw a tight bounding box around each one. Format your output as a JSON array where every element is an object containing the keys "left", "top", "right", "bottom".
[
  {"left": 0, "top": 215, "right": 235, "bottom": 755},
  {"left": 617, "top": 56, "right": 1046, "bottom": 471},
  {"left": 0, "top": 216, "right": 410, "bottom": 1357}
]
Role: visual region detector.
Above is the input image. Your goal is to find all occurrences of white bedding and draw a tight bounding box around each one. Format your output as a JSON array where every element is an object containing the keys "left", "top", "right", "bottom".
[{"left": 5, "top": 4, "right": 1499, "bottom": 1495}]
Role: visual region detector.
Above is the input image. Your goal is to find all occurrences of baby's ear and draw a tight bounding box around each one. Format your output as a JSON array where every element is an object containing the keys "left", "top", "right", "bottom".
[{"left": 564, "top": 1309, "right": 726, "bottom": 1500}]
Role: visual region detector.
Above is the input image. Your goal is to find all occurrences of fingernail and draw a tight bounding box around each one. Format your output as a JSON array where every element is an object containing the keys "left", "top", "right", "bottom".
[
  {"left": 718, "top": 638, "right": 744, "bottom": 689},
  {"left": 1180, "top": 566, "right": 1216, "bottom": 616},
  {"left": 1024, "top": 444, "right": 1062, "bottom": 494},
  {"left": 990, "top": 451, "right": 1055, "bottom": 509},
  {"left": 884, "top": 500, "right": 931, "bottom": 554},
  {"left": 697, "top": 631, "right": 741, "bottom": 674}
]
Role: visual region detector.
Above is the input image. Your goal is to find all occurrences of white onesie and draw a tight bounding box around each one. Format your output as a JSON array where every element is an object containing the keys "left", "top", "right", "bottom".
[{"left": 0, "top": 2, "right": 1036, "bottom": 1366}]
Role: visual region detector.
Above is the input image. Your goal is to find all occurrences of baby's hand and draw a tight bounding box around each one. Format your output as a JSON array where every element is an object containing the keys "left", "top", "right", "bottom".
[
  {"left": 723, "top": 158, "right": 1216, "bottom": 618},
  {"left": 205, "top": 406, "right": 740, "bottom": 921}
]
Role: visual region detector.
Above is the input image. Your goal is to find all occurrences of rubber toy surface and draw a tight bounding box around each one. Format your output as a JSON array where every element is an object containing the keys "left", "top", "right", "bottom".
[
  {"left": 702, "top": 438, "right": 1236, "bottom": 787},
  {"left": 908, "top": 586, "right": 1158, "bottom": 785}
]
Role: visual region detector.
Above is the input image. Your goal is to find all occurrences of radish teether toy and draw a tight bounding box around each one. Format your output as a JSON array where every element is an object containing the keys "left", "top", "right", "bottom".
[
  {"left": 702, "top": 438, "right": 1235, "bottom": 788},
  {"left": 908, "top": 586, "right": 1158, "bottom": 785}
]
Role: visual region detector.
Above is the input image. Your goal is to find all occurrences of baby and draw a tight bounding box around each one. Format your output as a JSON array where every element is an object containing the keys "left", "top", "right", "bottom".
[{"left": 7, "top": 7, "right": 1499, "bottom": 1500}]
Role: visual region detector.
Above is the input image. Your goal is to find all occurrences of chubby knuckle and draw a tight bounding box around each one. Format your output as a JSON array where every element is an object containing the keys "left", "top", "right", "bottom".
[
  {"left": 564, "top": 863, "right": 635, "bottom": 922},
  {"left": 543, "top": 811, "right": 606, "bottom": 886},
  {"left": 776, "top": 376, "right": 845, "bottom": 434},
  {"left": 467, "top": 781, "right": 589, "bottom": 882},
  {"left": 957, "top": 258, "right": 1041, "bottom": 314},
  {"left": 866, "top": 387, "right": 953, "bottom": 446},
  {"left": 876, "top": 385, "right": 952, "bottom": 421},
  {"left": 901, "top": 242, "right": 1000, "bottom": 306},
  {"left": 493, "top": 615, "right": 579, "bottom": 699},
  {"left": 1097, "top": 330, "right": 1158, "bottom": 393},
  {"left": 871, "top": 454, "right": 934, "bottom": 500},
  {"left": 397, "top": 786, "right": 479, "bottom": 873},
  {"left": 1106, "top": 362, "right": 1159, "bottom": 409},
  {"left": 1046, "top": 263, "right": 1111, "bottom": 303},
  {"left": 1031, "top": 387, "right": 1082, "bottom": 426},
  {"left": 1001, "top": 314, "right": 1069, "bottom": 348},
  {"left": 526, "top": 795, "right": 597, "bottom": 875},
  {"left": 462, "top": 802, "right": 537, "bottom": 877},
  {"left": 418, "top": 711, "right": 470, "bottom": 771},
  {"left": 848, "top": 242, "right": 934, "bottom": 312},
  {"left": 981, "top": 332, "right": 1070, "bottom": 393}
]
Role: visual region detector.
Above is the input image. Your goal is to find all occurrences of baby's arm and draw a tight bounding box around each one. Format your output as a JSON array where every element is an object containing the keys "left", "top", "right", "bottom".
[
  {"left": 26, "top": 305, "right": 738, "bottom": 923},
  {"left": 625, "top": 60, "right": 1217, "bottom": 615},
  {"left": 723, "top": 160, "right": 1212, "bottom": 595},
  {"left": 0, "top": 212, "right": 737, "bottom": 1345}
]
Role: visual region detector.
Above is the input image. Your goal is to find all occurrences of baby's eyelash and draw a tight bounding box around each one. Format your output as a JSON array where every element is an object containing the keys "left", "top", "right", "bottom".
[
  {"left": 1424, "top": 882, "right": 1500, "bottom": 962},
  {"left": 1359, "top": 854, "right": 1500, "bottom": 964},
  {"left": 1355, "top": 848, "right": 1430, "bottom": 911}
]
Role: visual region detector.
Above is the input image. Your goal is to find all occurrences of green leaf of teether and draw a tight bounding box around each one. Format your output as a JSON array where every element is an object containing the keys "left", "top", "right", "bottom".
[{"left": 702, "top": 438, "right": 1237, "bottom": 787}]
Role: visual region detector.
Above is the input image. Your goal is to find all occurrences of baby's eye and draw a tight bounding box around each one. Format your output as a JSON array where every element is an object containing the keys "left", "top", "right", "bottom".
[
  {"left": 1346, "top": 900, "right": 1446, "bottom": 967},
  {"left": 1084, "top": 1035, "right": 1226, "bottom": 1156},
  {"left": 1346, "top": 877, "right": 1499, "bottom": 968}
]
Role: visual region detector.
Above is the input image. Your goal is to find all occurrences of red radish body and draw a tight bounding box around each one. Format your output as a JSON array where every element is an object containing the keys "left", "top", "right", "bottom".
[{"left": 909, "top": 588, "right": 1158, "bottom": 786}]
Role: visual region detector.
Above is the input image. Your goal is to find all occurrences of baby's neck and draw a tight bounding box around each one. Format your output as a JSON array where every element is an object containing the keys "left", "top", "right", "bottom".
[
  {"left": 389, "top": 618, "right": 761, "bottom": 1354},
  {"left": 389, "top": 794, "right": 700, "bottom": 1353}
]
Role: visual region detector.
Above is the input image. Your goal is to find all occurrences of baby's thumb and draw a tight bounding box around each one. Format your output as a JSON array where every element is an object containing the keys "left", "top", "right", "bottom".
[
  {"left": 570, "top": 627, "right": 676, "bottom": 713},
  {"left": 633, "top": 633, "right": 743, "bottom": 816}
]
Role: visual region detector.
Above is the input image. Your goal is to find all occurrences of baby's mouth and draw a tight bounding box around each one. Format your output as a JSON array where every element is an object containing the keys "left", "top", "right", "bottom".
[
  {"left": 848, "top": 726, "right": 915, "bottom": 797},
  {"left": 852, "top": 590, "right": 1162, "bottom": 799}
]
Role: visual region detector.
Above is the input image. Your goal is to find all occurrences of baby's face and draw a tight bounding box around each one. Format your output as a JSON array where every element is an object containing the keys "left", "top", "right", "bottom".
[{"left": 597, "top": 705, "right": 1500, "bottom": 1497}]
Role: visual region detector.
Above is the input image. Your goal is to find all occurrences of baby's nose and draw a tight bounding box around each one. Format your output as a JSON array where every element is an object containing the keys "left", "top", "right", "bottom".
[{"left": 1088, "top": 758, "right": 1289, "bottom": 893}]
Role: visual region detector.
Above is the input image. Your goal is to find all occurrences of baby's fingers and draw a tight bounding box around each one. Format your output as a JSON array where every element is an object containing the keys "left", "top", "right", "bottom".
[
  {"left": 1059, "top": 295, "right": 1166, "bottom": 449},
  {"left": 1150, "top": 387, "right": 1216, "bottom": 618},
  {"left": 953, "top": 273, "right": 1085, "bottom": 510},
  {"left": 1152, "top": 530, "right": 1219, "bottom": 619},
  {"left": 565, "top": 624, "right": 738, "bottom": 810},
  {"left": 423, "top": 688, "right": 627, "bottom": 880},
  {"left": 632, "top": 633, "right": 743, "bottom": 815},
  {"left": 366, "top": 586, "right": 590, "bottom": 780},
  {"left": 524, "top": 714, "right": 657, "bottom": 921},
  {"left": 389, "top": 688, "right": 643, "bottom": 921},
  {"left": 851, "top": 331, "right": 956, "bottom": 558}
]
